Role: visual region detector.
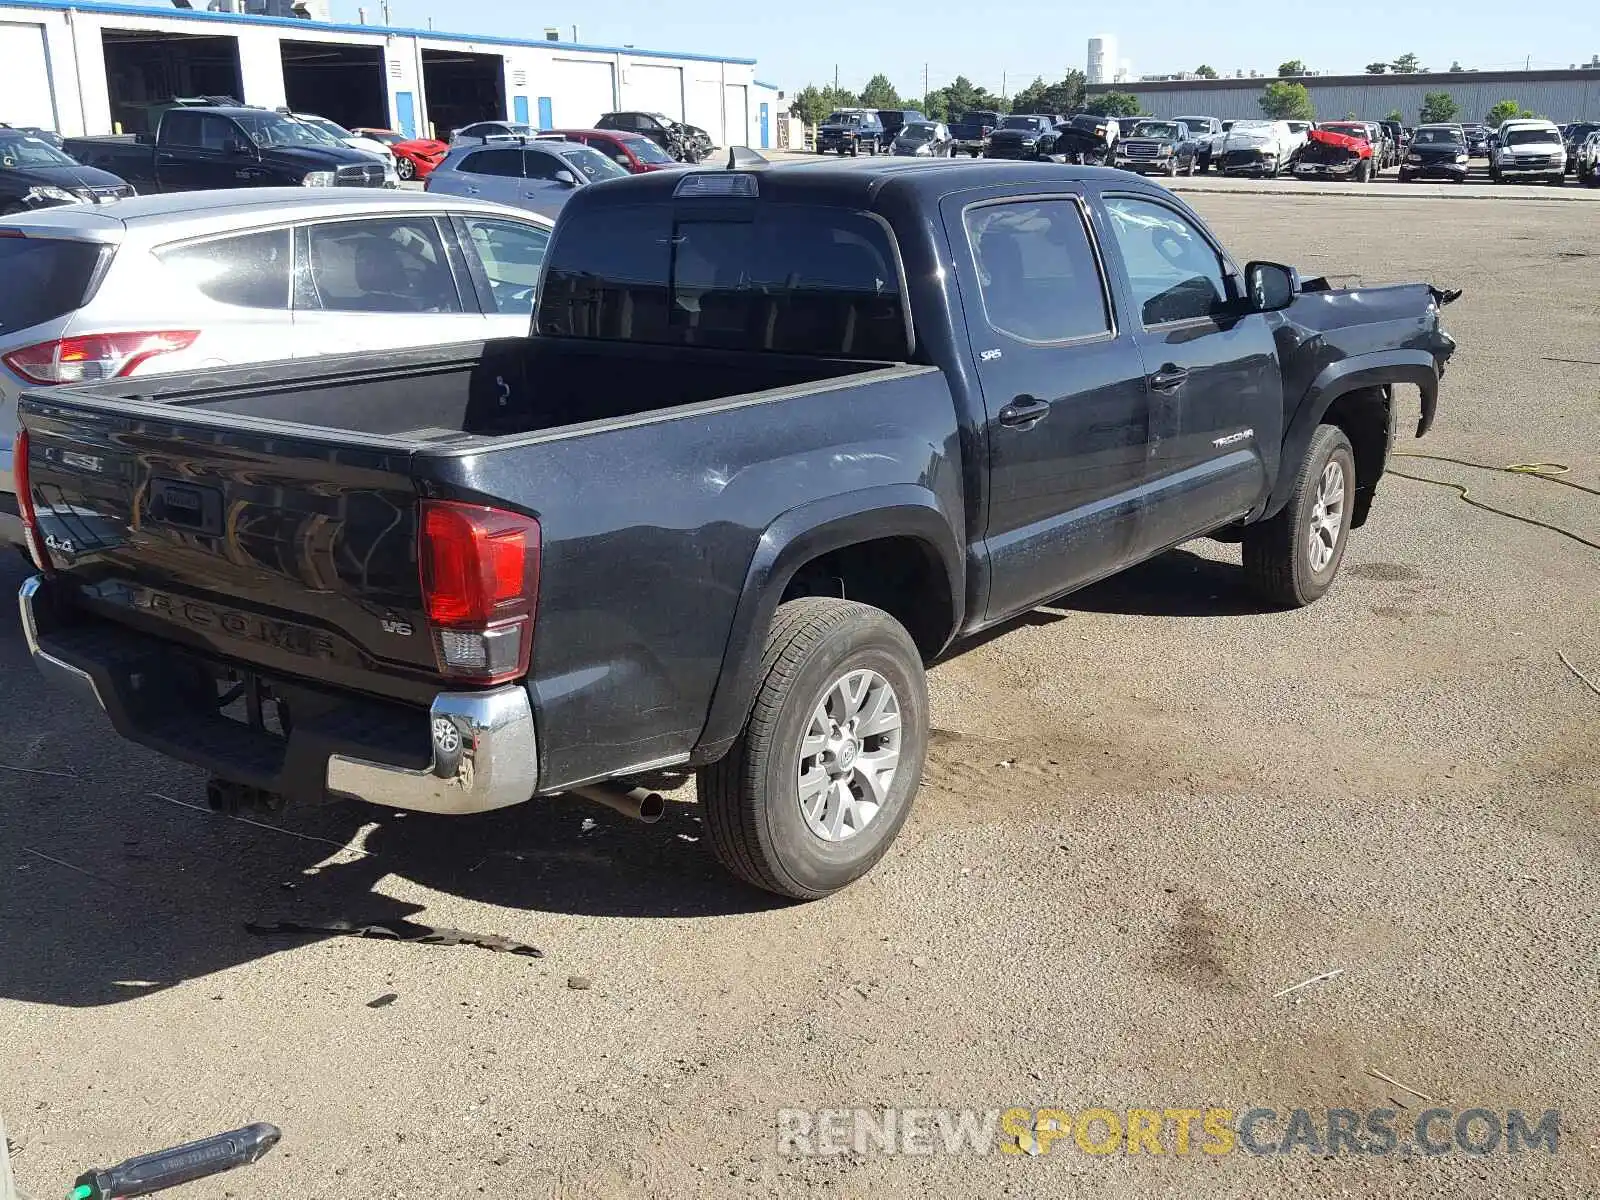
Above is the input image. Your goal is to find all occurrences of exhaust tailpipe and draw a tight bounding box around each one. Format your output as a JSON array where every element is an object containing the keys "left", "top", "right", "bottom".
[{"left": 569, "top": 784, "right": 666, "bottom": 824}]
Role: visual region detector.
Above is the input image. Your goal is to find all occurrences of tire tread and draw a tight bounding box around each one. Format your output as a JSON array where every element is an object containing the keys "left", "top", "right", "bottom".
[
  {"left": 1243, "top": 424, "right": 1353, "bottom": 607},
  {"left": 699, "top": 598, "right": 892, "bottom": 898}
]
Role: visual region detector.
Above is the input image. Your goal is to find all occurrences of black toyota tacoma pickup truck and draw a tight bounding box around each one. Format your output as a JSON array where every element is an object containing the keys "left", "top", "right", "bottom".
[
  {"left": 14, "top": 161, "right": 1458, "bottom": 900},
  {"left": 64, "top": 106, "right": 391, "bottom": 193}
]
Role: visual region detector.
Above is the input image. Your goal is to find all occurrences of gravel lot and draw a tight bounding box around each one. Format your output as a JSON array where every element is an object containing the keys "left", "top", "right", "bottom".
[{"left": 2, "top": 193, "right": 1597, "bottom": 1199}]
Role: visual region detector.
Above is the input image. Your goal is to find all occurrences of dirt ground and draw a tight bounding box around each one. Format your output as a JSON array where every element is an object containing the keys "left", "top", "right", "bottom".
[{"left": 2, "top": 193, "right": 1597, "bottom": 1199}]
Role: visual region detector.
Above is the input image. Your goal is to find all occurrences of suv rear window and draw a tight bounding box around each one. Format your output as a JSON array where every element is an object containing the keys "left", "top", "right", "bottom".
[
  {"left": 0, "top": 237, "right": 107, "bottom": 334},
  {"left": 538, "top": 201, "right": 908, "bottom": 359}
]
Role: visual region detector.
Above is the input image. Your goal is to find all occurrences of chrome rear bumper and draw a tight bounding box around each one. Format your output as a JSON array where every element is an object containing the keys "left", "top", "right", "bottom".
[{"left": 20, "top": 574, "right": 539, "bottom": 815}]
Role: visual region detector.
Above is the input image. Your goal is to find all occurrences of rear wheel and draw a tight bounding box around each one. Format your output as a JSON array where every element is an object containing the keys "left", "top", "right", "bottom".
[
  {"left": 1397, "top": 169, "right": 1412, "bottom": 183},
  {"left": 1242, "top": 425, "right": 1356, "bottom": 608},
  {"left": 395, "top": 156, "right": 416, "bottom": 181},
  {"left": 1355, "top": 159, "right": 1371, "bottom": 182},
  {"left": 698, "top": 598, "right": 929, "bottom": 899}
]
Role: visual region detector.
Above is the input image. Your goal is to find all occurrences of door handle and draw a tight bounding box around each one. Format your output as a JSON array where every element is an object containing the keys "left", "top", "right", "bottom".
[
  {"left": 998, "top": 396, "right": 1051, "bottom": 427},
  {"left": 1148, "top": 364, "right": 1190, "bottom": 392}
]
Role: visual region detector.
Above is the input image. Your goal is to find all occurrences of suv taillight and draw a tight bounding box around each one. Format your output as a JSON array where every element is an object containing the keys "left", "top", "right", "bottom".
[
  {"left": 1, "top": 330, "right": 199, "bottom": 385},
  {"left": 13, "top": 428, "right": 47, "bottom": 571},
  {"left": 418, "top": 500, "right": 540, "bottom": 685}
]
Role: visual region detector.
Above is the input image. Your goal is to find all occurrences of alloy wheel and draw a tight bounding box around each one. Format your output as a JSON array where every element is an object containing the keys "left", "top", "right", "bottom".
[{"left": 796, "top": 669, "right": 902, "bottom": 842}]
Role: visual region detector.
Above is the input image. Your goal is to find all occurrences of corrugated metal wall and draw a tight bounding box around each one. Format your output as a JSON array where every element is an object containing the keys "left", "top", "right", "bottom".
[{"left": 1092, "top": 73, "right": 1600, "bottom": 122}]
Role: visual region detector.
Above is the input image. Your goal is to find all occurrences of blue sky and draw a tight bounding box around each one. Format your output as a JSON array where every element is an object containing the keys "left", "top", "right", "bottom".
[{"left": 163, "top": 0, "right": 1600, "bottom": 95}]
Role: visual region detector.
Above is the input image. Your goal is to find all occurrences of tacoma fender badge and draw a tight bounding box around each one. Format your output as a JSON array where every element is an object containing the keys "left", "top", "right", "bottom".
[{"left": 1213, "top": 428, "right": 1255, "bottom": 448}]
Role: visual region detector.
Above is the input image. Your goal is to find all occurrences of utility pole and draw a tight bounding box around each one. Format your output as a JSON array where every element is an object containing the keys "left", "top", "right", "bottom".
[
  {"left": 923, "top": 62, "right": 929, "bottom": 106},
  {"left": 1002, "top": 71, "right": 1007, "bottom": 100},
  {"left": 834, "top": 64, "right": 839, "bottom": 92}
]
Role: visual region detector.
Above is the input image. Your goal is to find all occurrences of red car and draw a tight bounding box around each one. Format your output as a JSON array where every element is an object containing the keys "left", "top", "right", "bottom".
[
  {"left": 548, "top": 128, "right": 682, "bottom": 173},
  {"left": 353, "top": 128, "right": 449, "bottom": 181}
]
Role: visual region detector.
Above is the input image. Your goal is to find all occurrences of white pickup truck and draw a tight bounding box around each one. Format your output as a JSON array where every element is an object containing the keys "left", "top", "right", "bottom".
[{"left": 1218, "top": 120, "right": 1308, "bottom": 177}]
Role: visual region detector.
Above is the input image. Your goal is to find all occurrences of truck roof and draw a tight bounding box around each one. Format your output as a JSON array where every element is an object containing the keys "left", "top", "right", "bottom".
[{"left": 583, "top": 159, "right": 1145, "bottom": 209}]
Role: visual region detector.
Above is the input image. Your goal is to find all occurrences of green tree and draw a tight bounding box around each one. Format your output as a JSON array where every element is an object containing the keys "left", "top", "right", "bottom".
[
  {"left": 1084, "top": 91, "right": 1141, "bottom": 117},
  {"left": 1277, "top": 59, "right": 1308, "bottom": 76},
  {"left": 1010, "top": 70, "right": 1087, "bottom": 115},
  {"left": 1391, "top": 52, "right": 1423, "bottom": 73},
  {"left": 791, "top": 84, "right": 861, "bottom": 128},
  {"left": 921, "top": 90, "right": 949, "bottom": 121},
  {"left": 1259, "top": 81, "right": 1315, "bottom": 120},
  {"left": 1484, "top": 98, "right": 1522, "bottom": 126},
  {"left": 861, "top": 73, "right": 901, "bottom": 108},
  {"left": 1194, "top": 64, "right": 1219, "bottom": 78},
  {"left": 931, "top": 74, "right": 1008, "bottom": 121},
  {"left": 1385, "top": 108, "right": 1404, "bottom": 123},
  {"left": 1419, "top": 91, "right": 1459, "bottom": 123},
  {"left": 1365, "top": 62, "right": 1390, "bottom": 74}
]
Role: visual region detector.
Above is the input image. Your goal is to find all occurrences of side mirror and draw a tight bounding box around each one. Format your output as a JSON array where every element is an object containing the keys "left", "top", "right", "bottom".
[
  {"left": 553, "top": 169, "right": 578, "bottom": 187},
  {"left": 1244, "top": 261, "right": 1299, "bottom": 313}
]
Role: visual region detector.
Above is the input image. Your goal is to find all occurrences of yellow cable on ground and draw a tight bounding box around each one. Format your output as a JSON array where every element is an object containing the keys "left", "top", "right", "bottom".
[{"left": 1389, "top": 452, "right": 1600, "bottom": 552}]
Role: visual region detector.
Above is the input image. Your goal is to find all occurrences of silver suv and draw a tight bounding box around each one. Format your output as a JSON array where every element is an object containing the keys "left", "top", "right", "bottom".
[{"left": 1, "top": 189, "right": 553, "bottom": 547}]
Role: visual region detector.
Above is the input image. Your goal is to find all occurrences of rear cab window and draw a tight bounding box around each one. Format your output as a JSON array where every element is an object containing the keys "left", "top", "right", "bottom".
[
  {"left": 0, "top": 236, "right": 109, "bottom": 334},
  {"left": 537, "top": 198, "right": 909, "bottom": 359}
]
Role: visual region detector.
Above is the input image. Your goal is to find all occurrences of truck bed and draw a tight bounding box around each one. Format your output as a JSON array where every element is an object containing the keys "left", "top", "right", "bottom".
[{"left": 90, "top": 336, "right": 892, "bottom": 443}]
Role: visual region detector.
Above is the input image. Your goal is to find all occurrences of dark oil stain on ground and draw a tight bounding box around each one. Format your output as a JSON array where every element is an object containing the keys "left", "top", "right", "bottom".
[
  {"left": 1346, "top": 562, "right": 1424, "bottom": 582},
  {"left": 1151, "top": 898, "right": 1235, "bottom": 990}
]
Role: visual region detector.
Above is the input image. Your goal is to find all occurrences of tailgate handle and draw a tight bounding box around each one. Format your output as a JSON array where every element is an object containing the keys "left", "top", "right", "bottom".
[{"left": 150, "top": 478, "right": 223, "bottom": 535}]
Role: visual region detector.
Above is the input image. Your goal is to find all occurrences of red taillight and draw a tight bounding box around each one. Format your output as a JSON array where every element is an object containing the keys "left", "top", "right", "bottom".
[
  {"left": 1, "top": 330, "right": 199, "bottom": 386},
  {"left": 13, "top": 428, "right": 47, "bottom": 571},
  {"left": 418, "top": 499, "right": 540, "bottom": 685}
]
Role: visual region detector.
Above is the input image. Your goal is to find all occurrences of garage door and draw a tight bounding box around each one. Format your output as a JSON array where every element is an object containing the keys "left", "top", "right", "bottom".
[
  {"left": 685, "top": 77, "right": 723, "bottom": 145},
  {"left": 549, "top": 58, "right": 615, "bottom": 128},
  {"left": 723, "top": 84, "right": 748, "bottom": 148},
  {"left": 630, "top": 64, "right": 683, "bottom": 123},
  {"left": 0, "top": 23, "right": 58, "bottom": 131}
]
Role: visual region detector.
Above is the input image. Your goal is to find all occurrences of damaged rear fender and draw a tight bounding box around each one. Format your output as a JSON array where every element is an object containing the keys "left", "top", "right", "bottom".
[{"left": 1262, "top": 349, "right": 1442, "bottom": 526}]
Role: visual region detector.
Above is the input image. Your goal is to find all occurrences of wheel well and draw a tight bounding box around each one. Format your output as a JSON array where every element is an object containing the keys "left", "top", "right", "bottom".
[
  {"left": 780, "top": 537, "right": 955, "bottom": 660},
  {"left": 1322, "top": 385, "right": 1390, "bottom": 528}
]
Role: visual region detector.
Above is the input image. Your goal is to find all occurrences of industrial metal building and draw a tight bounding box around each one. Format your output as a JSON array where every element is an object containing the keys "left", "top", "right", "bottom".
[
  {"left": 0, "top": 0, "right": 782, "bottom": 146},
  {"left": 1088, "top": 68, "right": 1600, "bottom": 123}
]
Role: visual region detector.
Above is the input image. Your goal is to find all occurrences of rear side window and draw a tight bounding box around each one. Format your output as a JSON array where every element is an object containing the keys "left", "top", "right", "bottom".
[
  {"left": 963, "top": 201, "right": 1110, "bottom": 343},
  {"left": 161, "top": 111, "right": 201, "bottom": 147},
  {"left": 158, "top": 229, "right": 292, "bottom": 309},
  {"left": 460, "top": 149, "right": 523, "bottom": 177},
  {"left": 537, "top": 201, "right": 908, "bottom": 359},
  {"left": 299, "top": 217, "right": 462, "bottom": 314},
  {"left": 0, "top": 238, "right": 107, "bottom": 333}
]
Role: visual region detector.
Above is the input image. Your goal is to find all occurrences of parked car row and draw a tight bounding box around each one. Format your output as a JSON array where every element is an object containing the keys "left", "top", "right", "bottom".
[
  {"left": 5, "top": 155, "right": 1460, "bottom": 900},
  {"left": 815, "top": 107, "right": 932, "bottom": 155},
  {"left": 451, "top": 112, "right": 717, "bottom": 163}
]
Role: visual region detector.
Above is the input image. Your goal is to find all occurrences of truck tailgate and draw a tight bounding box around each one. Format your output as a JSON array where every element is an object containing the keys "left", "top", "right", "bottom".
[{"left": 19, "top": 393, "right": 443, "bottom": 702}]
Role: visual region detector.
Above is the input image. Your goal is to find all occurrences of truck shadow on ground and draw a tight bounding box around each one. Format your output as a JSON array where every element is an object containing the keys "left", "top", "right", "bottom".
[
  {"left": 0, "top": 543, "right": 1255, "bottom": 1010},
  {"left": 1, "top": 779, "right": 788, "bottom": 1008},
  {"left": 1055, "top": 547, "right": 1266, "bottom": 619}
]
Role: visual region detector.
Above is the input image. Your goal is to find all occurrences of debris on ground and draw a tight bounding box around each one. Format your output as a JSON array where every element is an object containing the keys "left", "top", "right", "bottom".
[{"left": 245, "top": 918, "right": 543, "bottom": 958}]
